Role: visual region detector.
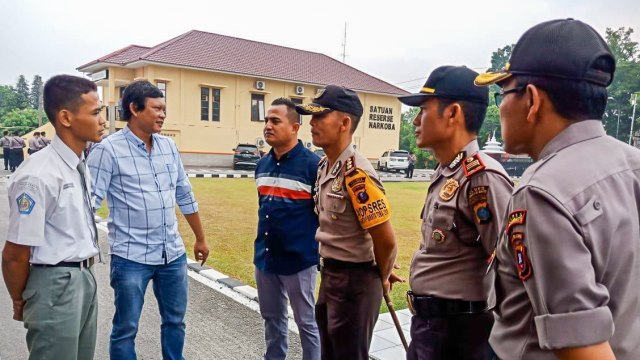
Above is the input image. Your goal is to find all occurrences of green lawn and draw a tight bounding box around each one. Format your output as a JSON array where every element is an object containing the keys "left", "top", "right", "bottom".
[{"left": 99, "top": 178, "right": 428, "bottom": 311}]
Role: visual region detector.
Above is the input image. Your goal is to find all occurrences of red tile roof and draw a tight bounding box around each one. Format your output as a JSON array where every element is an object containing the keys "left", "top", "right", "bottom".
[{"left": 78, "top": 30, "right": 408, "bottom": 96}]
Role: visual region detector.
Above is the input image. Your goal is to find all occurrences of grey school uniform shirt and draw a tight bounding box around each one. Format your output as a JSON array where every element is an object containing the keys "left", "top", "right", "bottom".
[
  {"left": 490, "top": 120, "right": 640, "bottom": 359},
  {"left": 410, "top": 140, "right": 513, "bottom": 301}
]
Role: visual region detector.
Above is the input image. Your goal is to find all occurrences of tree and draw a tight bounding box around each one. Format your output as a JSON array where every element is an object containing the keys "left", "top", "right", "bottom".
[
  {"left": 0, "top": 85, "right": 19, "bottom": 119},
  {"left": 489, "top": 44, "right": 514, "bottom": 72},
  {"left": 1, "top": 108, "right": 41, "bottom": 134},
  {"left": 15, "top": 75, "right": 30, "bottom": 110},
  {"left": 29, "top": 75, "right": 43, "bottom": 110},
  {"left": 603, "top": 27, "right": 640, "bottom": 143}
]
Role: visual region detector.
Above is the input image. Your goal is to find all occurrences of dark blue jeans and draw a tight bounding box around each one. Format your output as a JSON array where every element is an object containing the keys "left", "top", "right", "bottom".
[{"left": 109, "top": 254, "right": 188, "bottom": 360}]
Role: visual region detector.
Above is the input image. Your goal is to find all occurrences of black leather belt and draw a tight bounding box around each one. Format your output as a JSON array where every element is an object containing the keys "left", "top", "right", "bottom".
[
  {"left": 319, "top": 257, "right": 375, "bottom": 271},
  {"left": 32, "top": 257, "right": 95, "bottom": 269},
  {"left": 407, "top": 291, "right": 488, "bottom": 318}
]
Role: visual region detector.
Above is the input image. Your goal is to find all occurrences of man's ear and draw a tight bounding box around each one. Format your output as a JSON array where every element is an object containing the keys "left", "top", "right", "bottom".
[
  {"left": 447, "top": 103, "right": 463, "bottom": 127},
  {"left": 526, "top": 84, "right": 542, "bottom": 124},
  {"left": 292, "top": 122, "right": 300, "bottom": 133},
  {"left": 57, "top": 110, "right": 73, "bottom": 128},
  {"left": 341, "top": 114, "right": 352, "bottom": 133},
  {"left": 129, "top": 102, "right": 139, "bottom": 118}
]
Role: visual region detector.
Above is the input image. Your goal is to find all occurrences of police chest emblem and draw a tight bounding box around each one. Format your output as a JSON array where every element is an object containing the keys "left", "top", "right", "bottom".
[
  {"left": 16, "top": 192, "right": 35, "bottom": 215},
  {"left": 439, "top": 178, "right": 459, "bottom": 201},
  {"left": 331, "top": 175, "right": 343, "bottom": 193}
]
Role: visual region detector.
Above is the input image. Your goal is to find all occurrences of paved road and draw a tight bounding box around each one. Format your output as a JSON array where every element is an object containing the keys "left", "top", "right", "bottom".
[{"left": 0, "top": 171, "right": 302, "bottom": 360}]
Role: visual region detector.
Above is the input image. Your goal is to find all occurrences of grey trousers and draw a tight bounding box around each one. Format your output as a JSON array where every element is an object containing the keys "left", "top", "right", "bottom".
[
  {"left": 255, "top": 266, "right": 320, "bottom": 360},
  {"left": 22, "top": 265, "right": 98, "bottom": 360}
]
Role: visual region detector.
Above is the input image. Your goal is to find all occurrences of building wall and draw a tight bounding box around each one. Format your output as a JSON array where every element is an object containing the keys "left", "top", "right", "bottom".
[{"left": 97, "top": 64, "right": 402, "bottom": 166}]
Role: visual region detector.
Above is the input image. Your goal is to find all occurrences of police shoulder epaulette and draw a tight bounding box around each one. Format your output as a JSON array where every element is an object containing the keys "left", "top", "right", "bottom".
[
  {"left": 463, "top": 153, "right": 486, "bottom": 178},
  {"left": 344, "top": 155, "right": 357, "bottom": 177}
]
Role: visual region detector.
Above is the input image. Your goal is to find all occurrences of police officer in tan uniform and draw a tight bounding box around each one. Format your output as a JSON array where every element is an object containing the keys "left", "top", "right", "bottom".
[
  {"left": 399, "top": 66, "right": 513, "bottom": 359},
  {"left": 296, "top": 85, "right": 399, "bottom": 360},
  {"left": 476, "top": 19, "right": 640, "bottom": 359}
]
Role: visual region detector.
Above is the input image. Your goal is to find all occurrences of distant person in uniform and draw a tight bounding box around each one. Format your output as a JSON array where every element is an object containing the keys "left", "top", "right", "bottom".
[
  {"left": 475, "top": 18, "right": 640, "bottom": 359},
  {"left": 254, "top": 98, "right": 321, "bottom": 360},
  {"left": 399, "top": 66, "right": 513, "bottom": 360},
  {"left": 27, "top": 132, "right": 40, "bottom": 155},
  {"left": 38, "top": 131, "right": 51, "bottom": 148},
  {"left": 296, "top": 85, "right": 401, "bottom": 360},
  {"left": 405, "top": 151, "right": 416, "bottom": 178},
  {"left": 87, "top": 80, "right": 209, "bottom": 360},
  {"left": 1, "top": 74, "right": 106, "bottom": 360},
  {"left": 9, "top": 130, "right": 26, "bottom": 171},
  {"left": 1, "top": 130, "right": 10, "bottom": 170}
]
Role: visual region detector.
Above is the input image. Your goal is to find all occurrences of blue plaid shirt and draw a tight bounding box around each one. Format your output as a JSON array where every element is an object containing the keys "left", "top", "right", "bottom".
[{"left": 87, "top": 126, "right": 198, "bottom": 265}]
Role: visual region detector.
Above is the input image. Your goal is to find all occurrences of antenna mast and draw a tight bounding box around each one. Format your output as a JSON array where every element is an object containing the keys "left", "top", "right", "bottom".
[{"left": 341, "top": 22, "right": 347, "bottom": 63}]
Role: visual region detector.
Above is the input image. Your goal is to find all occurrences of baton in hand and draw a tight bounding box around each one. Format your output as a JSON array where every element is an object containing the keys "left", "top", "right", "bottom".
[{"left": 382, "top": 288, "right": 409, "bottom": 352}]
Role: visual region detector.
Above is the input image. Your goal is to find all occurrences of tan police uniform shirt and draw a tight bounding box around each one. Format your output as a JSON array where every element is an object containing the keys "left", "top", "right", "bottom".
[
  {"left": 315, "top": 144, "right": 391, "bottom": 262},
  {"left": 490, "top": 120, "right": 640, "bottom": 359},
  {"left": 6, "top": 136, "right": 99, "bottom": 264},
  {"left": 410, "top": 140, "right": 513, "bottom": 301}
]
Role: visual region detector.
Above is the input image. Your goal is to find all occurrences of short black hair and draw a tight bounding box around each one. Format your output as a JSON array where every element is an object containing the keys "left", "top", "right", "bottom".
[
  {"left": 437, "top": 98, "right": 488, "bottom": 134},
  {"left": 34, "top": 132, "right": 40, "bottom": 136},
  {"left": 121, "top": 80, "right": 164, "bottom": 121},
  {"left": 513, "top": 76, "right": 608, "bottom": 121},
  {"left": 271, "top": 97, "right": 299, "bottom": 124},
  {"left": 43, "top": 75, "right": 97, "bottom": 125},
  {"left": 40, "top": 131, "right": 46, "bottom": 136},
  {"left": 3, "top": 131, "right": 8, "bottom": 136}
]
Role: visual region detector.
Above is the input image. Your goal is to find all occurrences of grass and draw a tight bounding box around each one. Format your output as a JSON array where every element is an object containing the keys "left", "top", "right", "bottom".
[{"left": 100, "top": 178, "right": 427, "bottom": 312}]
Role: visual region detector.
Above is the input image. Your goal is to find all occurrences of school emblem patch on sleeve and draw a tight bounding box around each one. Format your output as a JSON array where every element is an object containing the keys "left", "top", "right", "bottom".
[{"left": 16, "top": 192, "right": 35, "bottom": 215}]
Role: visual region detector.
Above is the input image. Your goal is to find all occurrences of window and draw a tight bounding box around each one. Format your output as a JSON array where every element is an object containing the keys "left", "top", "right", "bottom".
[
  {"left": 201, "top": 88, "right": 209, "bottom": 121},
  {"left": 212, "top": 88, "right": 220, "bottom": 122},
  {"left": 291, "top": 98, "right": 303, "bottom": 124},
  {"left": 157, "top": 82, "right": 166, "bottom": 99},
  {"left": 200, "top": 87, "right": 221, "bottom": 122},
  {"left": 251, "top": 94, "right": 265, "bottom": 122}
]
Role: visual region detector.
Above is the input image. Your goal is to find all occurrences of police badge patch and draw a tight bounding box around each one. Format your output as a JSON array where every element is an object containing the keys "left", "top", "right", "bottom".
[
  {"left": 439, "top": 178, "right": 459, "bottom": 201},
  {"left": 468, "top": 186, "right": 491, "bottom": 224},
  {"left": 16, "top": 193, "right": 35, "bottom": 215}
]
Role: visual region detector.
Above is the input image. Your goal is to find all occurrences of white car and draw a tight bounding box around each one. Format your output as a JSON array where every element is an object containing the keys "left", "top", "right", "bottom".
[{"left": 377, "top": 150, "right": 410, "bottom": 173}]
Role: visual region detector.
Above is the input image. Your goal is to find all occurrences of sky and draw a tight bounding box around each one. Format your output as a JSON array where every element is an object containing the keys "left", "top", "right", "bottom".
[{"left": 0, "top": 0, "right": 638, "bottom": 93}]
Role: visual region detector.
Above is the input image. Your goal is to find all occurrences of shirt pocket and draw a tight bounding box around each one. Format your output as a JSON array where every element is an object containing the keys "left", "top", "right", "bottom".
[
  {"left": 325, "top": 194, "right": 347, "bottom": 214},
  {"left": 426, "top": 207, "right": 460, "bottom": 255}
]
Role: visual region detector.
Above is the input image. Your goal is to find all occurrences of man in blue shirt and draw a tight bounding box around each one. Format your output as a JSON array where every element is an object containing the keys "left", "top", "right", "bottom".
[
  {"left": 87, "top": 80, "right": 209, "bottom": 360},
  {"left": 254, "top": 98, "right": 321, "bottom": 360}
]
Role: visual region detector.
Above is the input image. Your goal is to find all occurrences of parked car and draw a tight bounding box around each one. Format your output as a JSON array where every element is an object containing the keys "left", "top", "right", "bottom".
[
  {"left": 377, "top": 150, "right": 410, "bottom": 173},
  {"left": 313, "top": 148, "right": 325, "bottom": 158},
  {"left": 233, "top": 144, "right": 261, "bottom": 170}
]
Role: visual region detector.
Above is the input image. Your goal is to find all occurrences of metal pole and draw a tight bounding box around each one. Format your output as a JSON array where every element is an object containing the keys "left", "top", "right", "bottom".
[{"left": 630, "top": 94, "right": 638, "bottom": 145}]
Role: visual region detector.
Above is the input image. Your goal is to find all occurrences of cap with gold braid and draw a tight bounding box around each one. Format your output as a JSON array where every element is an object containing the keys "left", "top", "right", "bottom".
[
  {"left": 398, "top": 66, "right": 489, "bottom": 107},
  {"left": 475, "top": 18, "right": 615, "bottom": 87}
]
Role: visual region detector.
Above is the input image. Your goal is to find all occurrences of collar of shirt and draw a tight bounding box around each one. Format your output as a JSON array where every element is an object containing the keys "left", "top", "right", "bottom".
[
  {"left": 440, "top": 139, "right": 480, "bottom": 177},
  {"left": 123, "top": 125, "right": 155, "bottom": 152},
  {"left": 538, "top": 120, "right": 606, "bottom": 160},
  {"left": 319, "top": 143, "right": 355, "bottom": 185},
  {"left": 50, "top": 135, "right": 82, "bottom": 170}
]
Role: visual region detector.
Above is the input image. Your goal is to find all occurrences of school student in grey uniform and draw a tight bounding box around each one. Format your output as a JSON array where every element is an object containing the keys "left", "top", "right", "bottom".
[
  {"left": 2, "top": 74, "right": 106, "bottom": 360},
  {"left": 1, "top": 130, "right": 10, "bottom": 170},
  {"left": 476, "top": 18, "right": 640, "bottom": 359},
  {"left": 399, "top": 66, "right": 513, "bottom": 360}
]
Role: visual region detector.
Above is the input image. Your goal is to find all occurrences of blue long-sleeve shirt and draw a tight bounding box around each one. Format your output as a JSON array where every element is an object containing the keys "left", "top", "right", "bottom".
[
  {"left": 87, "top": 126, "right": 198, "bottom": 265},
  {"left": 254, "top": 141, "right": 320, "bottom": 275}
]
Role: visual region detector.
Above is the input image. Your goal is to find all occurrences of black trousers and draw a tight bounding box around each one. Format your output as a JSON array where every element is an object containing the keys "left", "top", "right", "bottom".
[
  {"left": 315, "top": 266, "right": 382, "bottom": 360},
  {"left": 406, "top": 164, "right": 415, "bottom": 178},
  {"left": 10, "top": 149, "right": 24, "bottom": 171},
  {"left": 2, "top": 148, "right": 9, "bottom": 169},
  {"left": 407, "top": 312, "right": 494, "bottom": 360}
]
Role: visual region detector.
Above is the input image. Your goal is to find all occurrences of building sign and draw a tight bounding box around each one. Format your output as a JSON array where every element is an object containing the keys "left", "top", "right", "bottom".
[
  {"left": 91, "top": 70, "right": 109, "bottom": 82},
  {"left": 368, "top": 106, "right": 395, "bottom": 130}
]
